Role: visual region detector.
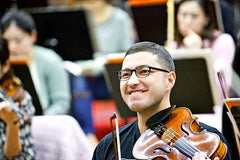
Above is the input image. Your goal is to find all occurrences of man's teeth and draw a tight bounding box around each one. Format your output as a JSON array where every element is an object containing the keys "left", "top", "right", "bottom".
[{"left": 130, "top": 91, "right": 142, "bottom": 95}]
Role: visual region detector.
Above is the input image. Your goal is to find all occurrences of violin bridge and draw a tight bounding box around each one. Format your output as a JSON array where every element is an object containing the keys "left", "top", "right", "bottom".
[{"left": 161, "top": 127, "right": 179, "bottom": 147}]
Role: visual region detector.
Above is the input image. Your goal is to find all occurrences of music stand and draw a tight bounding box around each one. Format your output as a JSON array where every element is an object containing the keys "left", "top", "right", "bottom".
[
  {"left": 224, "top": 98, "right": 240, "bottom": 137},
  {"left": 25, "top": 6, "right": 98, "bottom": 61},
  {"left": 128, "top": 0, "right": 168, "bottom": 45},
  {"left": 224, "top": 98, "right": 240, "bottom": 158},
  {"left": 10, "top": 59, "right": 43, "bottom": 115},
  {"left": 104, "top": 49, "right": 221, "bottom": 118}
]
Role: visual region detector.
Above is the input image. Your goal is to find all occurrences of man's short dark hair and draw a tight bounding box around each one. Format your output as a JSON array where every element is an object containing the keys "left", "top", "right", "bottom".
[{"left": 124, "top": 41, "right": 175, "bottom": 72}]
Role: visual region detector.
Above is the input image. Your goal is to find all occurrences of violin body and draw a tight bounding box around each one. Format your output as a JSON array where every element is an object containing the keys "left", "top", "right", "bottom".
[
  {"left": 0, "top": 75, "right": 25, "bottom": 102},
  {"left": 133, "top": 107, "right": 227, "bottom": 160},
  {"left": 0, "top": 61, "right": 26, "bottom": 118}
]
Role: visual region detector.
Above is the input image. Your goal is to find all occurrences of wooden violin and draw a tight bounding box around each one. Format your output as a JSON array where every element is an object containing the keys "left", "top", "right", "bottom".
[
  {"left": 0, "top": 67, "right": 25, "bottom": 118},
  {"left": 133, "top": 106, "right": 227, "bottom": 160}
]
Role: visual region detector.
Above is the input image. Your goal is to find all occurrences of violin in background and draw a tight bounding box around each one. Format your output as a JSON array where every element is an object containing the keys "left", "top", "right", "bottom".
[
  {"left": 0, "top": 68, "right": 25, "bottom": 118},
  {"left": 0, "top": 59, "right": 31, "bottom": 120}
]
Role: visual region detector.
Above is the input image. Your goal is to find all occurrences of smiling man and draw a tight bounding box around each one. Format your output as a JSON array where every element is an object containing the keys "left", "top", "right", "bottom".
[{"left": 92, "top": 41, "right": 232, "bottom": 160}]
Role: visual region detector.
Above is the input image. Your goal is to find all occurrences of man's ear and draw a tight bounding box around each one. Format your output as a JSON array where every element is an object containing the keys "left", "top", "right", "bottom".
[{"left": 167, "top": 71, "right": 176, "bottom": 90}]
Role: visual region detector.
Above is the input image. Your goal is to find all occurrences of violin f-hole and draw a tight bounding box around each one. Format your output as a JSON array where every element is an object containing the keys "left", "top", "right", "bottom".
[
  {"left": 153, "top": 147, "right": 171, "bottom": 154},
  {"left": 180, "top": 122, "right": 190, "bottom": 136}
]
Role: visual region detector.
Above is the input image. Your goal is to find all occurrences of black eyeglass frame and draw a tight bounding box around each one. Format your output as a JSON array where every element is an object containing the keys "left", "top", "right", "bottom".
[{"left": 117, "top": 65, "right": 170, "bottom": 81}]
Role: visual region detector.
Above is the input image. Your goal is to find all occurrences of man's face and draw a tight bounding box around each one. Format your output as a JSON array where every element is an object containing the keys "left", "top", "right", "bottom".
[
  {"left": 2, "top": 24, "right": 36, "bottom": 58},
  {"left": 120, "top": 52, "right": 170, "bottom": 114}
]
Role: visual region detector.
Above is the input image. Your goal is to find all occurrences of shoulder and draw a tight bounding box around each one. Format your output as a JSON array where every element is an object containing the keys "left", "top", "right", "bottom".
[
  {"left": 214, "top": 32, "right": 235, "bottom": 46},
  {"left": 216, "top": 33, "right": 234, "bottom": 41},
  {"left": 99, "top": 120, "right": 138, "bottom": 143},
  {"left": 112, "top": 7, "right": 130, "bottom": 21},
  {"left": 199, "top": 122, "right": 221, "bottom": 133},
  {"left": 199, "top": 122, "right": 226, "bottom": 141},
  {"left": 98, "top": 120, "right": 138, "bottom": 147},
  {"left": 33, "top": 45, "right": 63, "bottom": 62},
  {"left": 93, "top": 120, "right": 138, "bottom": 159},
  {"left": 211, "top": 32, "right": 236, "bottom": 56},
  {"left": 110, "top": 119, "right": 137, "bottom": 133}
]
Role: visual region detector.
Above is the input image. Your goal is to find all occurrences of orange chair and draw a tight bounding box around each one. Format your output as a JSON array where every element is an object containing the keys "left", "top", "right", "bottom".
[{"left": 128, "top": 0, "right": 167, "bottom": 6}]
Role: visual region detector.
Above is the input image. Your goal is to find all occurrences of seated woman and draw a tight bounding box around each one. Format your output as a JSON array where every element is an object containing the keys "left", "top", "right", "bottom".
[
  {"left": 0, "top": 10, "right": 71, "bottom": 115},
  {"left": 69, "top": 0, "right": 136, "bottom": 147},
  {"left": 170, "top": 0, "right": 235, "bottom": 97},
  {"left": 170, "top": 0, "right": 237, "bottom": 158},
  {"left": 0, "top": 38, "right": 36, "bottom": 159}
]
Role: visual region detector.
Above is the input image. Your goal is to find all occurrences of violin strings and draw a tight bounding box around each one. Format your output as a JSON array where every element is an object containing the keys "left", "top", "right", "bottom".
[
  {"left": 163, "top": 127, "right": 210, "bottom": 159},
  {"left": 176, "top": 137, "right": 200, "bottom": 157},
  {"left": 164, "top": 128, "right": 197, "bottom": 157}
]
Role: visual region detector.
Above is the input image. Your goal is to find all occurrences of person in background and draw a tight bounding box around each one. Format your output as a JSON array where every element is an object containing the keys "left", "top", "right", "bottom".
[
  {"left": 0, "top": 37, "right": 36, "bottom": 159},
  {"left": 0, "top": 10, "right": 71, "bottom": 115},
  {"left": 65, "top": 0, "right": 135, "bottom": 147},
  {"left": 170, "top": 0, "right": 235, "bottom": 102},
  {"left": 78, "top": 0, "right": 135, "bottom": 58},
  {"left": 92, "top": 41, "right": 232, "bottom": 160},
  {"left": 172, "top": 0, "right": 235, "bottom": 72},
  {"left": 171, "top": 0, "right": 236, "bottom": 158}
]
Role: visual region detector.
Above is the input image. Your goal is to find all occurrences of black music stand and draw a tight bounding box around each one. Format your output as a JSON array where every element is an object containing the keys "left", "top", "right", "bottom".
[
  {"left": 129, "top": 2, "right": 167, "bottom": 45},
  {"left": 11, "top": 60, "right": 43, "bottom": 115},
  {"left": 25, "top": 6, "right": 98, "bottom": 61}
]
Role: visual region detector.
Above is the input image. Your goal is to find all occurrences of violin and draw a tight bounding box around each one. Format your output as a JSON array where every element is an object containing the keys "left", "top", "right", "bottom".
[
  {"left": 132, "top": 106, "right": 227, "bottom": 160},
  {"left": 0, "top": 65, "right": 26, "bottom": 119}
]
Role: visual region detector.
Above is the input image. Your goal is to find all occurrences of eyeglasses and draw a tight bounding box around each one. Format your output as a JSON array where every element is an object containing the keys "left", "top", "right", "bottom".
[{"left": 117, "top": 65, "right": 169, "bottom": 81}]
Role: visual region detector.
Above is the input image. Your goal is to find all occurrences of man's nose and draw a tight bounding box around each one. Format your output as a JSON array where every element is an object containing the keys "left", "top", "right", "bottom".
[{"left": 128, "top": 72, "right": 140, "bottom": 84}]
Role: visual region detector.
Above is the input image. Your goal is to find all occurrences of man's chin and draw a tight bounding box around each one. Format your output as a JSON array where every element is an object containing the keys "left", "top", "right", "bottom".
[{"left": 128, "top": 103, "right": 144, "bottom": 112}]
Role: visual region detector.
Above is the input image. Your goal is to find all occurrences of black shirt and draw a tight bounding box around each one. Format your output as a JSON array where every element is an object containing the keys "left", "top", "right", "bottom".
[{"left": 92, "top": 111, "right": 232, "bottom": 160}]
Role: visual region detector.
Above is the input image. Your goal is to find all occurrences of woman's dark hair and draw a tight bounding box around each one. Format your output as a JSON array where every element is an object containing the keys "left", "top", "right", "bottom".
[
  {"left": 174, "top": 0, "right": 220, "bottom": 46},
  {"left": 0, "top": 37, "right": 14, "bottom": 84},
  {"left": 0, "top": 10, "right": 36, "bottom": 35},
  {"left": 0, "top": 37, "right": 9, "bottom": 65}
]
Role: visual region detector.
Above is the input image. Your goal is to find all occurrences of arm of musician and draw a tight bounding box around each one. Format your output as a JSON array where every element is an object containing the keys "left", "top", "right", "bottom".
[
  {"left": 0, "top": 101, "right": 22, "bottom": 157},
  {"left": 192, "top": 152, "right": 219, "bottom": 160}
]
